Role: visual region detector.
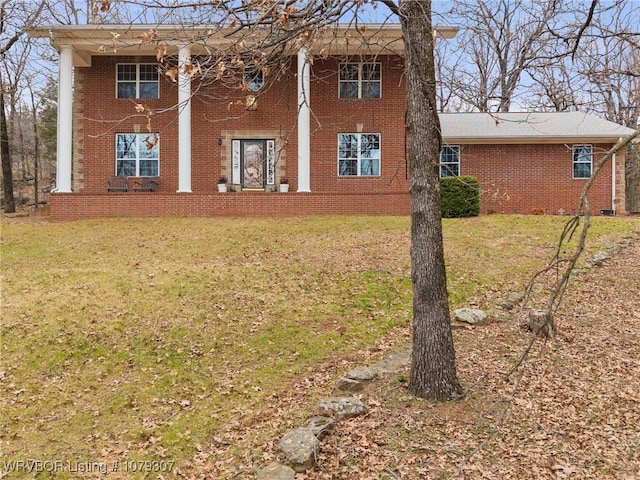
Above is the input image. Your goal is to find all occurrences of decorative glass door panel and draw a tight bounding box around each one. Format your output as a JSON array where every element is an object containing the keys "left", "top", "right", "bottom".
[{"left": 242, "top": 140, "right": 265, "bottom": 189}]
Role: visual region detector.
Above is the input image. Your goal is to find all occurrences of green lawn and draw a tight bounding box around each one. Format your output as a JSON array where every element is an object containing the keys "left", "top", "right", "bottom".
[{"left": 1, "top": 215, "right": 637, "bottom": 478}]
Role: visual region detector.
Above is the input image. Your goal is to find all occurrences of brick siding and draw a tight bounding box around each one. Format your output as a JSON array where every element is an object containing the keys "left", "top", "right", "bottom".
[{"left": 56, "top": 54, "right": 620, "bottom": 220}]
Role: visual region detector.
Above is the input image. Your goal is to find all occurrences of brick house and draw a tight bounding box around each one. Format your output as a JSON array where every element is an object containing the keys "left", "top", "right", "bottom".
[{"left": 30, "top": 25, "right": 636, "bottom": 221}]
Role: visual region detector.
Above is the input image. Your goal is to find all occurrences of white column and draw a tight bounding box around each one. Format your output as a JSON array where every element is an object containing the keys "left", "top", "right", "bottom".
[
  {"left": 177, "top": 45, "right": 192, "bottom": 193},
  {"left": 56, "top": 45, "right": 74, "bottom": 192},
  {"left": 297, "top": 47, "right": 311, "bottom": 192}
]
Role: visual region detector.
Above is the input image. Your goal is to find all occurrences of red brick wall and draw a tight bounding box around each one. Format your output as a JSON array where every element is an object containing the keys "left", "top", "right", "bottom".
[
  {"left": 77, "top": 55, "right": 410, "bottom": 196},
  {"left": 77, "top": 56, "right": 180, "bottom": 193},
  {"left": 64, "top": 54, "right": 616, "bottom": 220},
  {"left": 458, "top": 143, "right": 614, "bottom": 215},
  {"left": 48, "top": 192, "right": 412, "bottom": 221}
]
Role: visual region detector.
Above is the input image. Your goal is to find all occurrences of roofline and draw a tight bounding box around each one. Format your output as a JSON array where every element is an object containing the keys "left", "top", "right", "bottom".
[
  {"left": 28, "top": 24, "right": 458, "bottom": 66},
  {"left": 443, "top": 136, "right": 632, "bottom": 145}
]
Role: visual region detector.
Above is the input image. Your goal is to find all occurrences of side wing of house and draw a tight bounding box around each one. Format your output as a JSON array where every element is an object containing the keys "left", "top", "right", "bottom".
[{"left": 439, "top": 112, "right": 633, "bottom": 216}]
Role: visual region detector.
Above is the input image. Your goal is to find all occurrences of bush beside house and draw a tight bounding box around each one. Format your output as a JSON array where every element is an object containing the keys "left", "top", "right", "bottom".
[{"left": 441, "top": 176, "right": 480, "bottom": 218}]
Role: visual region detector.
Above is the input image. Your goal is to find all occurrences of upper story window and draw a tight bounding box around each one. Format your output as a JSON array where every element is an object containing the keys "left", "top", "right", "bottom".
[
  {"left": 116, "top": 133, "right": 159, "bottom": 176},
  {"left": 572, "top": 144, "right": 592, "bottom": 179},
  {"left": 339, "top": 63, "right": 381, "bottom": 99},
  {"left": 117, "top": 64, "right": 159, "bottom": 99},
  {"left": 440, "top": 146, "right": 460, "bottom": 177},
  {"left": 245, "top": 69, "right": 264, "bottom": 92},
  {"left": 338, "top": 133, "right": 381, "bottom": 176}
]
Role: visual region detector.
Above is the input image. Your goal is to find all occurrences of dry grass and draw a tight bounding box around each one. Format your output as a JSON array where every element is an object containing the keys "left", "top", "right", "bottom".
[{"left": 1, "top": 214, "right": 638, "bottom": 479}]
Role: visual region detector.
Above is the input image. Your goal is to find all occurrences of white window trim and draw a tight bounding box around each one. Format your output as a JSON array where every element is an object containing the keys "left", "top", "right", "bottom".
[
  {"left": 572, "top": 144, "right": 593, "bottom": 179},
  {"left": 338, "top": 62, "right": 382, "bottom": 99},
  {"left": 116, "top": 63, "right": 160, "bottom": 99},
  {"left": 115, "top": 133, "right": 160, "bottom": 177},
  {"left": 337, "top": 133, "right": 381, "bottom": 177},
  {"left": 440, "top": 145, "right": 461, "bottom": 177}
]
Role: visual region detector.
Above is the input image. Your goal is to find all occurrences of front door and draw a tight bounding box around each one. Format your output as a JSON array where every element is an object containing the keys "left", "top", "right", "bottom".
[
  {"left": 232, "top": 139, "right": 276, "bottom": 190},
  {"left": 242, "top": 140, "right": 266, "bottom": 189}
]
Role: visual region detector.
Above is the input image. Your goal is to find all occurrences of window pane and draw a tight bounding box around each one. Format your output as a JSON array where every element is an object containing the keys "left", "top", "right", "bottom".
[
  {"left": 246, "top": 70, "right": 264, "bottom": 91},
  {"left": 441, "top": 164, "right": 459, "bottom": 177},
  {"left": 139, "top": 65, "right": 158, "bottom": 81},
  {"left": 339, "top": 82, "right": 358, "bottom": 98},
  {"left": 339, "top": 134, "right": 358, "bottom": 159},
  {"left": 360, "top": 159, "right": 380, "bottom": 176},
  {"left": 139, "top": 160, "right": 158, "bottom": 177},
  {"left": 117, "top": 83, "right": 136, "bottom": 99},
  {"left": 116, "top": 160, "right": 136, "bottom": 176},
  {"left": 339, "top": 64, "right": 359, "bottom": 81},
  {"left": 574, "top": 163, "right": 591, "bottom": 178},
  {"left": 116, "top": 134, "right": 137, "bottom": 159},
  {"left": 361, "top": 82, "right": 381, "bottom": 98},
  {"left": 139, "top": 137, "right": 159, "bottom": 159},
  {"left": 362, "top": 63, "right": 381, "bottom": 80},
  {"left": 361, "top": 134, "right": 380, "bottom": 153},
  {"left": 139, "top": 82, "right": 158, "bottom": 99},
  {"left": 117, "top": 64, "right": 136, "bottom": 81},
  {"left": 339, "top": 159, "right": 358, "bottom": 176}
]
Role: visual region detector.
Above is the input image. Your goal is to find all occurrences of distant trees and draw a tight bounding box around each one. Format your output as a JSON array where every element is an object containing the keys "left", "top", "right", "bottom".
[{"left": 1, "top": 0, "right": 48, "bottom": 212}]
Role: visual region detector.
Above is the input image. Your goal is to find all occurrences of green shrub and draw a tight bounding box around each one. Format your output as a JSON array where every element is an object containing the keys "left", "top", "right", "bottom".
[{"left": 440, "top": 176, "right": 480, "bottom": 218}]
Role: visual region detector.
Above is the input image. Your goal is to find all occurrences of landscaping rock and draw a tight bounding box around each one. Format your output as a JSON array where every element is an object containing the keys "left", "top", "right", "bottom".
[
  {"left": 306, "top": 416, "right": 336, "bottom": 438},
  {"left": 256, "top": 462, "right": 296, "bottom": 480},
  {"left": 590, "top": 251, "right": 609, "bottom": 266},
  {"left": 498, "top": 292, "right": 525, "bottom": 311},
  {"left": 336, "top": 376, "right": 364, "bottom": 391},
  {"left": 278, "top": 428, "right": 319, "bottom": 472},
  {"left": 453, "top": 308, "right": 487, "bottom": 324},
  {"left": 317, "top": 396, "right": 367, "bottom": 420},
  {"left": 370, "top": 347, "right": 411, "bottom": 374},
  {"left": 346, "top": 366, "right": 377, "bottom": 381}
]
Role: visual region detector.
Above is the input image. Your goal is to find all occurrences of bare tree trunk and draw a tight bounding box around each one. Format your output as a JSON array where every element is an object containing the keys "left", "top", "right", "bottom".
[
  {"left": 400, "top": 0, "right": 463, "bottom": 401},
  {"left": 30, "top": 88, "right": 39, "bottom": 208},
  {"left": 627, "top": 143, "right": 640, "bottom": 213},
  {"left": 1, "top": 89, "right": 15, "bottom": 213}
]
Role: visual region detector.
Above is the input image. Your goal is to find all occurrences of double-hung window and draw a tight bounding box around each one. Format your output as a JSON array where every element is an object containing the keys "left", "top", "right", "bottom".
[
  {"left": 338, "top": 133, "right": 381, "bottom": 176},
  {"left": 339, "top": 63, "right": 381, "bottom": 99},
  {"left": 572, "top": 144, "right": 592, "bottom": 179},
  {"left": 440, "top": 146, "right": 460, "bottom": 177},
  {"left": 117, "top": 64, "right": 159, "bottom": 99},
  {"left": 116, "top": 133, "right": 159, "bottom": 177}
]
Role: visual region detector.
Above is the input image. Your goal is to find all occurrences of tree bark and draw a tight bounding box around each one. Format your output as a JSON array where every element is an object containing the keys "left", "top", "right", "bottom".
[
  {"left": 1, "top": 90, "right": 16, "bottom": 213},
  {"left": 400, "top": 0, "right": 463, "bottom": 401}
]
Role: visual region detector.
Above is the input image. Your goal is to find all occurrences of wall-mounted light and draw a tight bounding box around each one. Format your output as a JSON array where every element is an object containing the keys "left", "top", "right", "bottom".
[{"left": 218, "top": 138, "right": 222, "bottom": 146}]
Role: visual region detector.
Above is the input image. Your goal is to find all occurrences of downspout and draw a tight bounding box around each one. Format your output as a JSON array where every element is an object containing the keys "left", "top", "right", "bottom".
[{"left": 612, "top": 149, "right": 616, "bottom": 213}]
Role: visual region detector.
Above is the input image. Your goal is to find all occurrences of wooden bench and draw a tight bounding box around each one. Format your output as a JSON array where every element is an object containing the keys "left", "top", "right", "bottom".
[
  {"left": 133, "top": 177, "right": 159, "bottom": 192},
  {"left": 107, "top": 175, "right": 128, "bottom": 192}
]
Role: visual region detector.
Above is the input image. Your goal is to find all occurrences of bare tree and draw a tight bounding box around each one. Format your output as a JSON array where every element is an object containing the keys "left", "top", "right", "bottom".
[
  {"left": 437, "top": 0, "right": 563, "bottom": 112},
  {"left": 551, "top": 0, "right": 640, "bottom": 210},
  {"left": 0, "top": 0, "right": 46, "bottom": 213}
]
